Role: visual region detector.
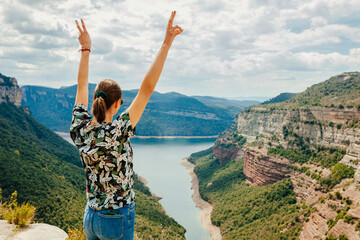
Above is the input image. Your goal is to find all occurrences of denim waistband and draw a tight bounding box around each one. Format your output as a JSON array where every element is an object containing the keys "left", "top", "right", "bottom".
[{"left": 87, "top": 201, "right": 135, "bottom": 214}]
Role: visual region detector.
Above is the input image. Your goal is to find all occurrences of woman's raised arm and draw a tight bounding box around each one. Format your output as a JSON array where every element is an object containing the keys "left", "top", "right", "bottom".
[
  {"left": 75, "top": 19, "right": 91, "bottom": 107},
  {"left": 128, "top": 11, "right": 183, "bottom": 128}
]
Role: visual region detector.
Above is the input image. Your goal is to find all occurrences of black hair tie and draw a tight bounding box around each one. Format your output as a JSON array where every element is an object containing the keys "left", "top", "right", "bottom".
[{"left": 95, "top": 91, "right": 107, "bottom": 99}]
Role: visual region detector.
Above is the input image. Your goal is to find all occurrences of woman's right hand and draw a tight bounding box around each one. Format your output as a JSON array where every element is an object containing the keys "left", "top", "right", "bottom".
[
  {"left": 76, "top": 19, "right": 91, "bottom": 49},
  {"left": 163, "top": 11, "right": 183, "bottom": 45}
]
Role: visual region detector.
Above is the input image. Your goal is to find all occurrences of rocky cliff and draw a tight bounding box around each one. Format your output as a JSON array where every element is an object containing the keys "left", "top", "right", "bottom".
[
  {"left": 209, "top": 72, "right": 360, "bottom": 239},
  {"left": 0, "top": 73, "right": 22, "bottom": 107},
  {"left": 243, "top": 147, "right": 290, "bottom": 186}
]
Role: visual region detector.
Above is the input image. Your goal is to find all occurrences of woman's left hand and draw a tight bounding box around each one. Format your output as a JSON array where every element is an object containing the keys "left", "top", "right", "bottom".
[{"left": 76, "top": 19, "right": 91, "bottom": 49}]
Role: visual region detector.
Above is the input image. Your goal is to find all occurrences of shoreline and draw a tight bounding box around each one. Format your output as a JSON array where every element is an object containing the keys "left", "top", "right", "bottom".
[
  {"left": 137, "top": 175, "right": 162, "bottom": 201},
  {"left": 55, "top": 131, "right": 218, "bottom": 139},
  {"left": 179, "top": 157, "right": 222, "bottom": 240}
]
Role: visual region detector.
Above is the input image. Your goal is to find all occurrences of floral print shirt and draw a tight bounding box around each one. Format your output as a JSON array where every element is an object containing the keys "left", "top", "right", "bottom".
[{"left": 69, "top": 103, "right": 136, "bottom": 210}]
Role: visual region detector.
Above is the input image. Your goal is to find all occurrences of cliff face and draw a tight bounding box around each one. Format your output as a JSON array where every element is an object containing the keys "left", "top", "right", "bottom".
[
  {"left": 212, "top": 105, "right": 360, "bottom": 185},
  {"left": 243, "top": 147, "right": 290, "bottom": 186},
  {"left": 0, "top": 73, "right": 22, "bottom": 106},
  {"left": 236, "top": 107, "right": 360, "bottom": 171}
]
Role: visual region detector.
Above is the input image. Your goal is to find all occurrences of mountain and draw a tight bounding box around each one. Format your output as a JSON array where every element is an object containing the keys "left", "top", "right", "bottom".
[
  {"left": 261, "top": 92, "right": 297, "bottom": 105},
  {"left": 21, "top": 83, "right": 256, "bottom": 136},
  {"left": 187, "top": 72, "right": 360, "bottom": 239},
  {"left": 0, "top": 77, "right": 185, "bottom": 238},
  {"left": 229, "top": 96, "right": 272, "bottom": 102},
  {"left": 191, "top": 95, "right": 259, "bottom": 116}
]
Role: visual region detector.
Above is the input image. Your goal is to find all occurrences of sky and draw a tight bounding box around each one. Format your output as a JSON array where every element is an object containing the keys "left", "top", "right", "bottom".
[{"left": 1, "top": 0, "right": 360, "bottom": 99}]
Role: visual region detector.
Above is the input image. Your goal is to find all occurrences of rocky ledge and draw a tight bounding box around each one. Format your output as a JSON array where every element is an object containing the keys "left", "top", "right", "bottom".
[{"left": 0, "top": 220, "right": 68, "bottom": 240}]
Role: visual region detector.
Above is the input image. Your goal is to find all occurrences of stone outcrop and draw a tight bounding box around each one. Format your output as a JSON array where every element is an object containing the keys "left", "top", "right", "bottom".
[
  {"left": 243, "top": 147, "right": 290, "bottom": 186},
  {"left": 213, "top": 138, "right": 241, "bottom": 165},
  {"left": 0, "top": 220, "right": 68, "bottom": 240},
  {"left": 0, "top": 73, "right": 22, "bottom": 107}
]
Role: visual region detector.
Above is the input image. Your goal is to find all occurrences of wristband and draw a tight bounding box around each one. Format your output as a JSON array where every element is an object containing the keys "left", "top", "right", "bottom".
[{"left": 78, "top": 47, "right": 91, "bottom": 52}]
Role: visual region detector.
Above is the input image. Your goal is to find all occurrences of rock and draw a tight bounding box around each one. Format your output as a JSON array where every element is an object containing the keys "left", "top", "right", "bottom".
[
  {"left": 328, "top": 219, "right": 360, "bottom": 240},
  {"left": 0, "top": 73, "right": 22, "bottom": 107},
  {"left": 347, "top": 208, "right": 360, "bottom": 219},
  {"left": 243, "top": 147, "right": 290, "bottom": 186},
  {"left": 213, "top": 138, "right": 241, "bottom": 165},
  {"left": 0, "top": 220, "right": 68, "bottom": 240}
]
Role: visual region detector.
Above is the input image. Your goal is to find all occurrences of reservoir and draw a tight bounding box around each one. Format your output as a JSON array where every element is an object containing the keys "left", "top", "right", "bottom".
[{"left": 60, "top": 133, "right": 216, "bottom": 240}]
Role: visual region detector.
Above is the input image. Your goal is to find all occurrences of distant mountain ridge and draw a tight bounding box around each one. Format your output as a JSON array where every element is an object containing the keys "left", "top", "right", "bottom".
[{"left": 21, "top": 82, "right": 257, "bottom": 136}]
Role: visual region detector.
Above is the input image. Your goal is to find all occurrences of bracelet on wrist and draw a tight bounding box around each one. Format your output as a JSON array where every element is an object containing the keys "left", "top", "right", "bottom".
[{"left": 78, "top": 47, "right": 91, "bottom": 53}]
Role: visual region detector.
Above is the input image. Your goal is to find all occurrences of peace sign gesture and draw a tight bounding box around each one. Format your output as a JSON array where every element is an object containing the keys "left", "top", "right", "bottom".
[
  {"left": 164, "top": 11, "right": 183, "bottom": 45},
  {"left": 75, "top": 19, "right": 91, "bottom": 49}
]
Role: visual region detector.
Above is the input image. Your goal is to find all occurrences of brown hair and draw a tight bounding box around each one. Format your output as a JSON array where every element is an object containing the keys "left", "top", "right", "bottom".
[{"left": 92, "top": 79, "right": 122, "bottom": 123}]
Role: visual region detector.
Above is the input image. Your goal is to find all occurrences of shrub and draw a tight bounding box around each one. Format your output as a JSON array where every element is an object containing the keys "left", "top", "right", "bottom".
[
  {"left": 4, "top": 191, "right": 36, "bottom": 229},
  {"left": 321, "top": 163, "right": 355, "bottom": 189},
  {"left": 335, "top": 192, "right": 342, "bottom": 200},
  {"left": 345, "top": 197, "right": 352, "bottom": 205},
  {"left": 339, "top": 234, "right": 349, "bottom": 240},
  {"left": 66, "top": 227, "right": 86, "bottom": 240},
  {"left": 325, "top": 235, "right": 337, "bottom": 240},
  {"left": 344, "top": 215, "right": 353, "bottom": 224},
  {"left": 356, "top": 221, "right": 360, "bottom": 231}
]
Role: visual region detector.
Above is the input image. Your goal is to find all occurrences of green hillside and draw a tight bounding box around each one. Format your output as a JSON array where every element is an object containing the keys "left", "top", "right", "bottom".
[
  {"left": 0, "top": 102, "right": 185, "bottom": 238},
  {"left": 253, "top": 72, "right": 360, "bottom": 109},
  {"left": 261, "top": 92, "right": 297, "bottom": 105},
  {"left": 188, "top": 150, "right": 302, "bottom": 240}
]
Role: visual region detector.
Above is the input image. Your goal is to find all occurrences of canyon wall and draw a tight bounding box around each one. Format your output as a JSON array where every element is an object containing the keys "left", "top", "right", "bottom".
[{"left": 213, "top": 105, "right": 360, "bottom": 185}]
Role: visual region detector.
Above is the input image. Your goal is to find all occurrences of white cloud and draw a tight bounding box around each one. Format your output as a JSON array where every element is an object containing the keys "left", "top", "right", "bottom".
[{"left": 0, "top": 0, "right": 360, "bottom": 98}]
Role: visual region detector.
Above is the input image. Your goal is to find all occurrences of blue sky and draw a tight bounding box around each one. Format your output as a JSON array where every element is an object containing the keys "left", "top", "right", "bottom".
[{"left": 1, "top": 0, "right": 360, "bottom": 99}]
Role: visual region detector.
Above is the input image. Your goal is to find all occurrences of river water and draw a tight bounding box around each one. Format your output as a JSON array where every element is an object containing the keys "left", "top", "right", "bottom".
[{"left": 60, "top": 134, "right": 216, "bottom": 240}]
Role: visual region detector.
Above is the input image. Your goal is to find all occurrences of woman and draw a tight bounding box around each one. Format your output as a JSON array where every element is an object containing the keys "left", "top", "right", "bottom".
[{"left": 69, "top": 11, "right": 183, "bottom": 240}]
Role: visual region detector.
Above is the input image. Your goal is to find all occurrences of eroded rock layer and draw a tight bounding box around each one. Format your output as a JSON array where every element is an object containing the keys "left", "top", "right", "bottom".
[{"left": 243, "top": 147, "right": 290, "bottom": 186}]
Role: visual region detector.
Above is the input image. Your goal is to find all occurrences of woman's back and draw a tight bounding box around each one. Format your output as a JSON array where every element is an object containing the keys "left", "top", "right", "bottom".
[
  {"left": 70, "top": 103, "right": 136, "bottom": 210},
  {"left": 72, "top": 12, "right": 182, "bottom": 239}
]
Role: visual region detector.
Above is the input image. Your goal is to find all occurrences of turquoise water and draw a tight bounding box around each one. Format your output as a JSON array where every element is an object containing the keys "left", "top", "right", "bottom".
[{"left": 61, "top": 134, "right": 216, "bottom": 240}]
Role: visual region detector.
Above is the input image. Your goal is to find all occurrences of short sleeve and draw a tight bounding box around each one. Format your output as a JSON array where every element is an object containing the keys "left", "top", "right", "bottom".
[
  {"left": 113, "top": 109, "right": 136, "bottom": 138},
  {"left": 69, "top": 103, "right": 92, "bottom": 145}
]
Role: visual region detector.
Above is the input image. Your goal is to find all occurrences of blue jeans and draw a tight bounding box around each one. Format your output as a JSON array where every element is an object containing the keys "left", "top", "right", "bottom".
[{"left": 83, "top": 202, "right": 135, "bottom": 240}]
